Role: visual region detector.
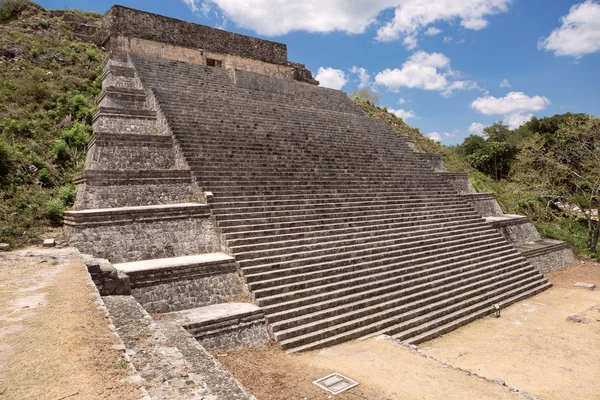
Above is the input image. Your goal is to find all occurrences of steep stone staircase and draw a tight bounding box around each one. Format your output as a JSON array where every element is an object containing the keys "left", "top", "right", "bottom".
[{"left": 124, "top": 53, "right": 551, "bottom": 352}]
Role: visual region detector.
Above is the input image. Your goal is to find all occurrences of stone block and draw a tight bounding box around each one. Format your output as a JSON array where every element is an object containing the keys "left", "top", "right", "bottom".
[
  {"left": 0, "top": 243, "right": 9, "bottom": 251},
  {"left": 42, "top": 238, "right": 56, "bottom": 247},
  {"left": 574, "top": 282, "right": 596, "bottom": 290}
]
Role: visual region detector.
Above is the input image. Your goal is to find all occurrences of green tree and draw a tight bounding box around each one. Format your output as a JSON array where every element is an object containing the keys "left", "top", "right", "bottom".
[
  {"left": 350, "top": 88, "right": 381, "bottom": 105},
  {"left": 513, "top": 115, "right": 600, "bottom": 251}
]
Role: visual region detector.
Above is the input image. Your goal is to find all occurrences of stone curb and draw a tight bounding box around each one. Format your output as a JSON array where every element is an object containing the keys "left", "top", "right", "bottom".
[{"left": 81, "top": 252, "right": 151, "bottom": 400}]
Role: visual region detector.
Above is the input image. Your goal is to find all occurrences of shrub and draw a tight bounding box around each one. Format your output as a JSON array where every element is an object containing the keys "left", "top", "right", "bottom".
[
  {"left": 61, "top": 122, "right": 90, "bottom": 149},
  {"left": 53, "top": 139, "right": 68, "bottom": 160},
  {"left": 85, "top": 48, "right": 99, "bottom": 62},
  {"left": 2, "top": 118, "right": 32, "bottom": 136},
  {"left": 29, "top": 47, "right": 39, "bottom": 57},
  {"left": 38, "top": 18, "right": 49, "bottom": 29},
  {"left": 37, "top": 167, "right": 52, "bottom": 186},
  {"left": 59, "top": 183, "right": 76, "bottom": 207},
  {"left": 68, "top": 94, "right": 91, "bottom": 122},
  {"left": 44, "top": 198, "right": 64, "bottom": 225}
]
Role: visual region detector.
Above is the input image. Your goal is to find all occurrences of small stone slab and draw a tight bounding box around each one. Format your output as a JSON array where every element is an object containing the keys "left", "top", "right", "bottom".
[
  {"left": 0, "top": 243, "right": 9, "bottom": 251},
  {"left": 574, "top": 282, "right": 596, "bottom": 290},
  {"left": 313, "top": 373, "right": 359, "bottom": 395},
  {"left": 42, "top": 238, "right": 56, "bottom": 248}
]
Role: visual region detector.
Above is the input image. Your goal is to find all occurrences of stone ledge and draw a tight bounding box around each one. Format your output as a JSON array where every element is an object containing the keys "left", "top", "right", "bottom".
[
  {"left": 87, "top": 132, "right": 173, "bottom": 149},
  {"left": 165, "top": 303, "right": 270, "bottom": 350},
  {"left": 116, "top": 253, "right": 234, "bottom": 274},
  {"left": 115, "top": 253, "right": 237, "bottom": 288},
  {"left": 101, "top": 64, "right": 135, "bottom": 79},
  {"left": 92, "top": 107, "right": 157, "bottom": 123},
  {"left": 64, "top": 203, "right": 210, "bottom": 226},
  {"left": 460, "top": 193, "right": 496, "bottom": 201},
  {"left": 517, "top": 239, "right": 571, "bottom": 258},
  {"left": 101, "top": 50, "right": 129, "bottom": 69},
  {"left": 486, "top": 215, "right": 532, "bottom": 228},
  {"left": 74, "top": 170, "right": 192, "bottom": 185},
  {"left": 97, "top": 86, "right": 147, "bottom": 105}
]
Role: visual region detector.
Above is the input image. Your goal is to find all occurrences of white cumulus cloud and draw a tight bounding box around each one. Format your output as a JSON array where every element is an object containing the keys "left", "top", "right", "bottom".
[
  {"left": 539, "top": 0, "right": 600, "bottom": 58},
  {"left": 375, "top": 51, "right": 482, "bottom": 97},
  {"left": 504, "top": 113, "right": 533, "bottom": 129},
  {"left": 350, "top": 66, "right": 373, "bottom": 89},
  {"left": 499, "top": 79, "right": 511, "bottom": 88},
  {"left": 471, "top": 92, "right": 550, "bottom": 129},
  {"left": 315, "top": 67, "right": 348, "bottom": 90},
  {"left": 468, "top": 122, "right": 485, "bottom": 135},
  {"left": 389, "top": 108, "right": 417, "bottom": 119},
  {"left": 424, "top": 27, "right": 442, "bottom": 36},
  {"left": 427, "top": 132, "right": 442, "bottom": 142},
  {"left": 185, "top": 0, "right": 510, "bottom": 48},
  {"left": 397, "top": 98, "right": 407, "bottom": 104},
  {"left": 376, "top": 0, "right": 511, "bottom": 47}
]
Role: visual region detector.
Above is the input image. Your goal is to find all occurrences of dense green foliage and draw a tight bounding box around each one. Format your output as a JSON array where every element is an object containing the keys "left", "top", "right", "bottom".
[
  {"left": 455, "top": 114, "right": 599, "bottom": 260},
  {"left": 0, "top": 2, "right": 103, "bottom": 246}
]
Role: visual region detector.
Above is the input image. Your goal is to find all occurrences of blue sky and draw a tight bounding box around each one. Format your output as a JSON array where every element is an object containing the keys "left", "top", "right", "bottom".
[{"left": 38, "top": 0, "right": 600, "bottom": 145}]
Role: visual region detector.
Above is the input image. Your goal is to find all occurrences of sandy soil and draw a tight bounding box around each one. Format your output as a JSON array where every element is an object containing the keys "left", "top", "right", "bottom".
[
  {"left": 0, "top": 247, "right": 140, "bottom": 400},
  {"left": 217, "top": 260, "right": 600, "bottom": 400}
]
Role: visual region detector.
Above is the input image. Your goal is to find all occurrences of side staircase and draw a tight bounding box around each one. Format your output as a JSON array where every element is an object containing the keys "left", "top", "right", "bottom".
[
  {"left": 64, "top": 52, "right": 269, "bottom": 352},
  {"left": 118, "top": 53, "right": 554, "bottom": 352}
]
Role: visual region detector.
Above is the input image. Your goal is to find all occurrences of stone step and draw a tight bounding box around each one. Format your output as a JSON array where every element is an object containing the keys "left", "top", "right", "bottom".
[
  {"left": 216, "top": 201, "right": 470, "bottom": 225},
  {"left": 213, "top": 191, "right": 457, "bottom": 205},
  {"left": 165, "top": 302, "right": 264, "bottom": 335},
  {"left": 114, "top": 253, "right": 235, "bottom": 288},
  {"left": 285, "top": 270, "right": 545, "bottom": 352},
  {"left": 250, "top": 238, "right": 517, "bottom": 298},
  {"left": 218, "top": 204, "right": 476, "bottom": 231},
  {"left": 248, "top": 238, "right": 516, "bottom": 293},
  {"left": 250, "top": 234, "right": 512, "bottom": 302},
  {"left": 237, "top": 223, "right": 490, "bottom": 264},
  {"left": 224, "top": 212, "right": 482, "bottom": 243},
  {"left": 213, "top": 192, "right": 459, "bottom": 211},
  {"left": 230, "top": 218, "right": 488, "bottom": 254},
  {"left": 266, "top": 249, "right": 522, "bottom": 327},
  {"left": 217, "top": 197, "right": 466, "bottom": 218},
  {"left": 252, "top": 235, "right": 509, "bottom": 307},
  {"left": 400, "top": 282, "right": 552, "bottom": 345}
]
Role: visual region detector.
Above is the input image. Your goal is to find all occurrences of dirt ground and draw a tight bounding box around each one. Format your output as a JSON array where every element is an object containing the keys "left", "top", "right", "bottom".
[
  {"left": 422, "top": 260, "right": 600, "bottom": 400},
  {"left": 0, "top": 247, "right": 140, "bottom": 400},
  {"left": 217, "top": 260, "right": 600, "bottom": 400}
]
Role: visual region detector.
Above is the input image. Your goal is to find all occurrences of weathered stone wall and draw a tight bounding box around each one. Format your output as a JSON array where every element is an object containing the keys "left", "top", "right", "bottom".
[
  {"left": 496, "top": 221, "right": 541, "bottom": 244},
  {"left": 101, "top": 6, "right": 288, "bottom": 64},
  {"left": 74, "top": 181, "right": 200, "bottom": 209},
  {"left": 107, "top": 35, "right": 295, "bottom": 80},
  {"left": 66, "top": 216, "right": 219, "bottom": 263},
  {"left": 93, "top": 114, "right": 158, "bottom": 134},
  {"left": 461, "top": 194, "right": 504, "bottom": 216},
  {"left": 85, "top": 134, "right": 176, "bottom": 170},
  {"left": 438, "top": 172, "right": 476, "bottom": 194},
  {"left": 132, "top": 272, "right": 242, "bottom": 314},
  {"left": 416, "top": 153, "right": 445, "bottom": 171},
  {"left": 526, "top": 247, "right": 575, "bottom": 275}
]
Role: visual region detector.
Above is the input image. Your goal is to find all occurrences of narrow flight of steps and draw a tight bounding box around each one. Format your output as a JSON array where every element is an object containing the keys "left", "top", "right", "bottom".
[
  {"left": 125, "top": 53, "right": 554, "bottom": 352},
  {"left": 68, "top": 51, "right": 269, "bottom": 355}
]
